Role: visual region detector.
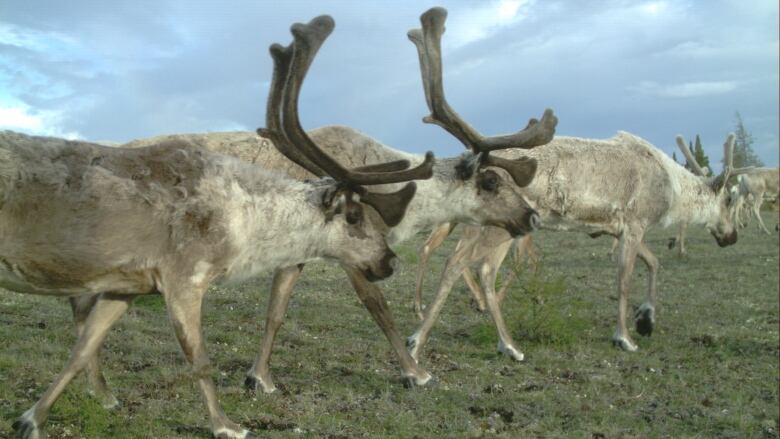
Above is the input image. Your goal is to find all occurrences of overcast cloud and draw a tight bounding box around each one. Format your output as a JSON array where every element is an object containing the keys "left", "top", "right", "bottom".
[{"left": 1, "top": 0, "right": 777, "bottom": 167}]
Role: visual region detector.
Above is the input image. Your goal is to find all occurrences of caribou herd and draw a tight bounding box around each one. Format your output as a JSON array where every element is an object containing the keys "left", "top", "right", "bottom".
[{"left": 0, "top": 6, "right": 775, "bottom": 439}]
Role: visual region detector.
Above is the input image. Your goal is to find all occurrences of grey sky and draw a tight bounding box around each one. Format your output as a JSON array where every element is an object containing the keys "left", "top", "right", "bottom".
[{"left": 1, "top": 0, "right": 777, "bottom": 167}]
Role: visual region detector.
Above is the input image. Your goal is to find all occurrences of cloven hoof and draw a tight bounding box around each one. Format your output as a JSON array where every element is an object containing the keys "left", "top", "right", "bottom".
[
  {"left": 12, "top": 418, "right": 40, "bottom": 439},
  {"left": 635, "top": 308, "right": 654, "bottom": 337}
]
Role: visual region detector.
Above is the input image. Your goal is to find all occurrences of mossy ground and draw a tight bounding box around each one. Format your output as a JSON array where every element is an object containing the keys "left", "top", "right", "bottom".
[{"left": 1, "top": 213, "right": 778, "bottom": 438}]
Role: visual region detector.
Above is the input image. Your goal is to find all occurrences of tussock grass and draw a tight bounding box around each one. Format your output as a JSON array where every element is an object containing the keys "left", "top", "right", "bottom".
[{"left": 1, "top": 212, "right": 778, "bottom": 438}]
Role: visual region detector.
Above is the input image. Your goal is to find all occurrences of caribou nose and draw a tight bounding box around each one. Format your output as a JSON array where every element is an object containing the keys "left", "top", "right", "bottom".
[
  {"left": 389, "top": 255, "right": 400, "bottom": 272},
  {"left": 525, "top": 210, "right": 541, "bottom": 231}
]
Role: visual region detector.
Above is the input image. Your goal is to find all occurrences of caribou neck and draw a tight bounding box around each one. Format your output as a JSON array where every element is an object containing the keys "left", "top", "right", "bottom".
[
  {"left": 386, "top": 157, "right": 476, "bottom": 245},
  {"left": 220, "top": 177, "right": 339, "bottom": 283},
  {"left": 662, "top": 166, "right": 722, "bottom": 229}
]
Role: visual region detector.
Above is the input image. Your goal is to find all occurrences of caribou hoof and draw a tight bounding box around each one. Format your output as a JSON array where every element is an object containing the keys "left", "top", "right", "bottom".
[
  {"left": 12, "top": 417, "right": 42, "bottom": 439},
  {"left": 244, "top": 375, "right": 276, "bottom": 394},
  {"left": 212, "top": 428, "right": 254, "bottom": 439},
  {"left": 403, "top": 371, "right": 434, "bottom": 389},
  {"left": 498, "top": 340, "right": 525, "bottom": 362},
  {"left": 612, "top": 335, "right": 638, "bottom": 352},
  {"left": 634, "top": 305, "right": 655, "bottom": 337},
  {"left": 90, "top": 391, "right": 120, "bottom": 410}
]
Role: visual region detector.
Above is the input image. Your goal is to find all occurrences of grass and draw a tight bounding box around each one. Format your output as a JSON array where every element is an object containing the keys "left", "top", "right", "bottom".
[{"left": 1, "top": 212, "right": 778, "bottom": 438}]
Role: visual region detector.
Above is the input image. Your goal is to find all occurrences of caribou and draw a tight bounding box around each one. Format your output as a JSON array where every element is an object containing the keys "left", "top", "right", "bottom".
[
  {"left": 729, "top": 167, "right": 779, "bottom": 234},
  {"left": 62, "top": 6, "right": 558, "bottom": 399},
  {"left": 409, "top": 130, "right": 739, "bottom": 362},
  {"left": 0, "top": 15, "right": 440, "bottom": 439}
]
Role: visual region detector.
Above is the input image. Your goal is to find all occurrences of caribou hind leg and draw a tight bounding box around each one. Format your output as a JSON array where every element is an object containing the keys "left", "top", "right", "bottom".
[
  {"left": 68, "top": 295, "right": 119, "bottom": 409},
  {"left": 462, "top": 267, "right": 487, "bottom": 312},
  {"left": 14, "top": 293, "right": 133, "bottom": 439},
  {"left": 612, "top": 228, "right": 643, "bottom": 352},
  {"left": 245, "top": 265, "right": 304, "bottom": 394},
  {"left": 634, "top": 241, "right": 659, "bottom": 337}
]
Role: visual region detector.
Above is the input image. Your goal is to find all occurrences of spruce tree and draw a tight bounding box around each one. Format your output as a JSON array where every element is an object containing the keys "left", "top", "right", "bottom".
[
  {"left": 731, "top": 112, "right": 764, "bottom": 168},
  {"left": 693, "top": 134, "right": 710, "bottom": 174}
]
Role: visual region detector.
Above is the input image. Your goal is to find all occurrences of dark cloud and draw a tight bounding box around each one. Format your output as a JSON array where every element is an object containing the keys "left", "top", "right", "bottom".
[{"left": 1, "top": 0, "right": 777, "bottom": 166}]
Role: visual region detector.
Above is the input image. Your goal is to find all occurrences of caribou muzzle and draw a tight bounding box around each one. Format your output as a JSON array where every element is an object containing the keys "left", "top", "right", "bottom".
[
  {"left": 712, "top": 229, "right": 738, "bottom": 247},
  {"left": 494, "top": 209, "right": 541, "bottom": 238},
  {"left": 362, "top": 249, "right": 400, "bottom": 282}
]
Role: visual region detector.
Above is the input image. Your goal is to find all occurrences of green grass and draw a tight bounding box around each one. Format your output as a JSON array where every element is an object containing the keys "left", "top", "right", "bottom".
[{"left": 1, "top": 212, "right": 778, "bottom": 438}]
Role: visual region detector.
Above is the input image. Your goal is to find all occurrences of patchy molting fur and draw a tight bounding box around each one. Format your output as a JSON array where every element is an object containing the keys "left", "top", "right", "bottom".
[
  {"left": 124, "top": 125, "right": 539, "bottom": 246},
  {"left": 0, "top": 130, "right": 393, "bottom": 296},
  {"left": 493, "top": 132, "right": 732, "bottom": 236},
  {"left": 408, "top": 131, "right": 739, "bottom": 363}
]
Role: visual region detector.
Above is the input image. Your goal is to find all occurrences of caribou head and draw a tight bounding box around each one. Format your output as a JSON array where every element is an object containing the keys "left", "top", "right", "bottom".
[
  {"left": 676, "top": 133, "right": 738, "bottom": 247},
  {"left": 408, "top": 7, "right": 556, "bottom": 237},
  {"left": 258, "top": 15, "right": 435, "bottom": 280}
]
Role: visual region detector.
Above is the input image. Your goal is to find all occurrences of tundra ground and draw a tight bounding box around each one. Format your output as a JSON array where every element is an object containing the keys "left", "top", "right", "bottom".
[{"left": 1, "top": 213, "right": 778, "bottom": 438}]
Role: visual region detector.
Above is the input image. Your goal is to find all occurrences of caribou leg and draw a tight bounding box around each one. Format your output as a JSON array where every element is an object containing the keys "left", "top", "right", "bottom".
[
  {"left": 477, "top": 238, "right": 524, "bottom": 361},
  {"left": 634, "top": 241, "right": 659, "bottom": 337},
  {"left": 342, "top": 265, "right": 432, "bottom": 387},
  {"left": 69, "top": 295, "right": 120, "bottom": 409},
  {"left": 414, "top": 222, "right": 456, "bottom": 319},
  {"left": 407, "top": 241, "right": 472, "bottom": 362},
  {"left": 245, "top": 265, "right": 304, "bottom": 394},
  {"left": 163, "top": 282, "right": 253, "bottom": 439},
  {"left": 676, "top": 223, "right": 688, "bottom": 256},
  {"left": 14, "top": 293, "right": 133, "bottom": 439},
  {"left": 462, "top": 267, "right": 487, "bottom": 312},
  {"left": 752, "top": 197, "right": 771, "bottom": 234},
  {"left": 496, "top": 235, "right": 537, "bottom": 304},
  {"left": 612, "top": 228, "right": 643, "bottom": 352}
]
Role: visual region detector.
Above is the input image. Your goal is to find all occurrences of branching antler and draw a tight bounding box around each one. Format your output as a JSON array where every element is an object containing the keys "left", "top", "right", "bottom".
[
  {"left": 258, "top": 15, "right": 436, "bottom": 226},
  {"left": 408, "top": 7, "right": 557, "bottom": 154},
  {"left": 277, "top": 16, "right": 434, "bottom": 186}
]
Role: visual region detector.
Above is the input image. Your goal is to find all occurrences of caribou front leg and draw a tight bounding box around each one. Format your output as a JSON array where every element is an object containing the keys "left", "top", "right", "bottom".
[
  {"left": 634, "top": 241, "right": 659, "bottom": 337},
  {"left": 68, "top": 295, "right": 119, "bottom": 409},
  {"left": 163, "top": 283, "right": 254, "bottom": 439},
  {"left": 342, "top": 265, "right": 432, "bottom": 388},
  {"left": 14, "top": 293, "right": 132, "bottom": 439},
  {"left": 414, "top": 222, "right": 456, "bottom": 320},
  {"left": 752, "top": 198, "right": 771, "bottom": 234},
  {"left": 478, "top": 238, "right": 524, "bottom": 361},
  {"left": 245, "top": 265, "right": 304, "bottom": 394},
  {"left": 407, "top": 245, "right": 470, "bottom": 362}
]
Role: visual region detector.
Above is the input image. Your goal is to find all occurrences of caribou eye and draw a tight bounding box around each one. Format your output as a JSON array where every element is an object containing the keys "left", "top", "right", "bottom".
[
  {"left": 477, "top": 171, "right": 499, "bottom": 192},
  {"left": 345, "top": 202, "right": 363, "bottom": 225}
]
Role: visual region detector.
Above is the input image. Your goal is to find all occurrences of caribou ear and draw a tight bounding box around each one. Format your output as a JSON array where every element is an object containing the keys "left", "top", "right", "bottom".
[
  {"left": 482, "top": 155, "right": 537, "bottom": 187},
  {"left": 358, "top": 182, "right": 417, "bottom": 227},
  {"left": 455, "top": 152, "right": 482, "bottom": 181}
]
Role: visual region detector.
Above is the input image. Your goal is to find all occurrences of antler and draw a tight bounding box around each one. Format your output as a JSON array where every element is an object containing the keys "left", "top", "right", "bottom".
[
  {"left": 276, "top": 16, "right": 434, "bottom": 186},
  {"left": 408, "top": 7, "right": 557, "bottom": 154},
  {"left": 258, "top": 15, "right": 436, "bottom": 226},
  {"left": 719, "top": 132, "right": 736, "bottom": 187},
  {"left": 675, "top": 135, "right": 707, "bottom": 176},
  {"left": 259, "top": 42, "right": 326, "bottom": 177}
]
